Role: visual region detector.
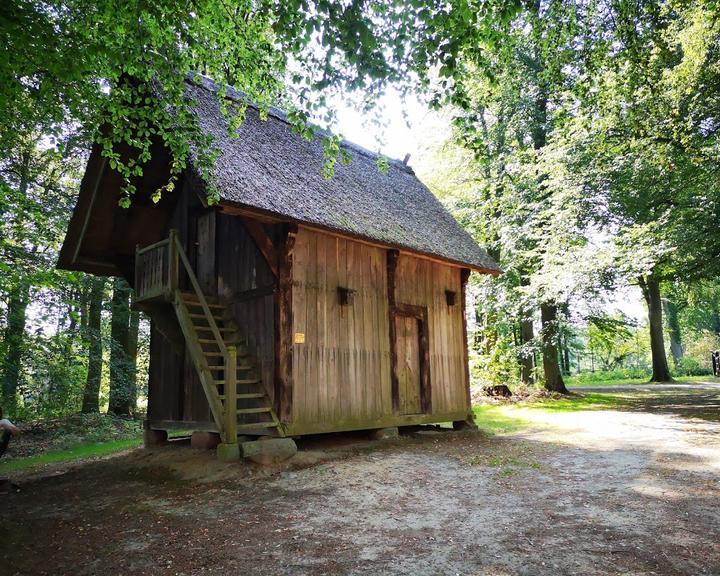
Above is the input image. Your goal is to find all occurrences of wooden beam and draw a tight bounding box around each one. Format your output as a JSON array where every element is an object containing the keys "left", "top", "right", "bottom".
[
  {"left": 72, "top": 158, "right": 107, "bottom": 264},
  {"left": 241, "top": 217, "right": 279, "bottom": 278},
  {"left": 231, "top": 285, "right": 276, "bottom": 303},
  {"left": 417, "top": 308, "right": 432, "bottom": 414},
  {"left": 387, "top": 249, "right": 399, "bottom": 414},
  {"left": 460, "top": 268, "right": 472, "bottom": 411},
  {"left": 274, "top": 223, "right": 297, "bottom": 422}
]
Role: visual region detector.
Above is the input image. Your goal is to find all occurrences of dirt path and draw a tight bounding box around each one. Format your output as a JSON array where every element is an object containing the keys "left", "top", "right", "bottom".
[{"left": 3, "top": 386, "right": 720, "bottom": 575}]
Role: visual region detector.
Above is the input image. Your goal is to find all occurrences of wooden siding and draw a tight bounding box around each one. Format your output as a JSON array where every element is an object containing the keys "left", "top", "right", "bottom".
[
  {"left": 216, "top": 214, "right": 276, "bottom": 403},
  {"left": 291, "top": 227, "right": 392, "bottom": 427},
  {"left": 394, "top": 254, "right": 468, "bottom": 415},
  {"left": 147, "top": 324, "right": 184, "bottom": 421}
]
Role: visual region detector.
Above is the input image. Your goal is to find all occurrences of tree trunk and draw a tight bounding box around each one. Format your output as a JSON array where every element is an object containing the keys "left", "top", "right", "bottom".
[
  {"left": 81, "top": 276, "right": 105, "bottom": 413},
  {"left": 540, "top": 302, "right": 568, "bottom": 393},
  {"left": 126, "top": 299, "right": 141, "bottom": 415},
  {"left": 662, "top": 298, "right": 683, "bottom": 368},
  {"left": 561, "top": 337, "right": 571, "bottom": 376},
  {"left": 519, "top": 317, "right": 535, "bottom": 385},
  {"left": 639, "top": 274, "right": 674, "bottom": 382},
  {"left": 108, "top": 278, "right": 132, "bottom": 415},
  {"left": 1, "top": 283, "right": 29, "bottom": 416}
]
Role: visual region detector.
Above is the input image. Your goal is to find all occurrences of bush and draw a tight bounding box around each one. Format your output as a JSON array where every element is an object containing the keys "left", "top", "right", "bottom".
[
  {"left": 567, "top": 367, "right": 651, "bottom": 385},
  {"left": 673, "top": 357, "right": 712, "bottom": 377}
]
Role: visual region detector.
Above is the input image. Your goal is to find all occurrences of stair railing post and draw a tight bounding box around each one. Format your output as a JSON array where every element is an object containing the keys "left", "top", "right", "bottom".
[
  {"left": 225, "top": 345, "right": 237, "bottom": 442},
  {"left": 218, "top": 345, "right": 240, "bottom": 461}
]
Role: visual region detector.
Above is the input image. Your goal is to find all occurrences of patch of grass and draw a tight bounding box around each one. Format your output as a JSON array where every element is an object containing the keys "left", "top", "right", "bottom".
[
  {"left": 566, "top": 373, "right": 720, "bottom": 387},
  {"left": 467, "top": 453, "right": 542, "bottom": 469},
  {"left": 472, "top": 391, "right": 632, "bottom": 434},
  {"left": 567, "top": 375, "right": 648, "bottom": 387},
  {"left": 0, "top": 438, "right": 142, "bottom": 473},
  {"left": 524, "top": 392, "right": 629, "bottom": 412},
  {"left": 472, "top": 404, "right": 532, "bottom": 434}
]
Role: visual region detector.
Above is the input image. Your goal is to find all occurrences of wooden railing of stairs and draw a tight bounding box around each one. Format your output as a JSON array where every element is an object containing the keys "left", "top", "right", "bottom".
[{"left": 135, "top": 229, "right": 284, "bottom": 447}]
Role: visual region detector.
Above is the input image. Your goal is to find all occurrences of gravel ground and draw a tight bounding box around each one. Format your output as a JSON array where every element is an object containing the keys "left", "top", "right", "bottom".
[{"left": 2, "top": 385, "right": 720, "bottom": 575}]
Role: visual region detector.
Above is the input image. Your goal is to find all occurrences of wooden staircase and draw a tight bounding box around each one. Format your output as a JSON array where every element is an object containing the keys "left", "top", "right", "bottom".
[{"left": 135, "top": 230, "right": 283, "bottom": 444}]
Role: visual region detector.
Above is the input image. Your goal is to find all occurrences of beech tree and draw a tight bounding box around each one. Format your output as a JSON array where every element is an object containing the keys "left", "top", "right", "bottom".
[
  {"left": 558, "top": 0, "right": 720, "bottom": 382},
  {"left": 81, "top": 276, "right": 105, "bottom": 414}
]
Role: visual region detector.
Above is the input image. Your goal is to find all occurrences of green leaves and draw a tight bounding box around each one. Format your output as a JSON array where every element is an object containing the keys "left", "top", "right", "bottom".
[{"left": 377, "top": 155, "right": 390, "bottom": 175}]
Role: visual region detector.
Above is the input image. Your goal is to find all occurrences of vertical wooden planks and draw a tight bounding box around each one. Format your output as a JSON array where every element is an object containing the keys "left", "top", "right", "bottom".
[
  {"left": 291, "top": 227, "right": 391, "bottom": 428},
  {"left": 196, "top": 211, "right": 217, "bottom": 295},
  {"left": 394, "top": 253, "right": 467, "bottom": 416}
]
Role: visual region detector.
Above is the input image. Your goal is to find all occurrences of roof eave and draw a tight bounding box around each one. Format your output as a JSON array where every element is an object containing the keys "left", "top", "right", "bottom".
[{"left": 218, "top": 200, "right": 502, "bottom": 275}]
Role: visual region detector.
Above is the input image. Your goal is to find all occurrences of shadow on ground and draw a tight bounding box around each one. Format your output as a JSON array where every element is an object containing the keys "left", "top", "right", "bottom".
[
  {"left": 2, "top": 385, "right": 720, "bottom": 575},
  {"left": 572, "top": 382, "right": 720, "bottom": 422}
]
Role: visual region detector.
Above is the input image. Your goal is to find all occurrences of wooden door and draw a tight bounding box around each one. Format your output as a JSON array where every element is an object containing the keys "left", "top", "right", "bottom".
[{"left": 395, "top": 315, "right": 423, "bottom": 415}]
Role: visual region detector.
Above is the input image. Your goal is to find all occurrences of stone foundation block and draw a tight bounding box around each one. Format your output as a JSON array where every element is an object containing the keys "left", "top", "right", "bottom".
[
  {"left": 143, "top": 427, "right": 168, "bottom": 448},
  {"left": 369, "top": 427, "right": 399, "bottom": 441},
  {"left": 241, "top": 438, "right": 297, "bottom": 465},
  {"left": 191, "top": 431, "right": 221, "bottom": 450}
]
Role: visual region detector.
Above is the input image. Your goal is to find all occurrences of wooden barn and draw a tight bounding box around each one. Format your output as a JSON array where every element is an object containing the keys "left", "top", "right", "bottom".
[{"left": 58, "top": 77, "right": 500, "bottom": 458}]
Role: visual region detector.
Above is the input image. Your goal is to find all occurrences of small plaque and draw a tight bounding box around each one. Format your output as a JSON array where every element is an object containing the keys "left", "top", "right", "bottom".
[{"left": 294, "top": 332, "right": 306, "bottom": 344}]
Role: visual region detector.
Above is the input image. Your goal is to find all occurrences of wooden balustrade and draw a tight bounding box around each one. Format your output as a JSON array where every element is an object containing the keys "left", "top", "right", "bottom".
[{"left": 135, "top": 230, "right": 179, "bottom": 303}]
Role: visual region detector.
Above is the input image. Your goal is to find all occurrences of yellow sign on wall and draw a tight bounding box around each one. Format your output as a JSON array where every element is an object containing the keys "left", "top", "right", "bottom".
[{"left": 294, "top": 332, "right": 306, "bottom": 344}]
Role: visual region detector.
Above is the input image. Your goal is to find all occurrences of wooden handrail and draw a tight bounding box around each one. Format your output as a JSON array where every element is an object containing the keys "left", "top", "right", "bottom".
[
  {"left": 170, "top": 230, "right": 227, "bottom": 357},
  {"left": 136, "top": 237, "right": 170, "bottom": 256}
]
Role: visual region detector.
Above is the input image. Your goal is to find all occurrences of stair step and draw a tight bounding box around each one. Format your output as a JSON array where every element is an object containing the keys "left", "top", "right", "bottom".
[
  {"left": 237, "top": 407, "right": 272, "bottom": 415},
  {"left": 218, "top": 393, "right": 265, "bottom": 400},
  {"left": 182, "top": 299, "right": 224, "bottom": 310},
  {"left": 195, "top": 326, "right": 236, "bottom": 333},
  {"left": 236, "top": 422, "right": 279, "bottom": 431},
  {"left": 189, "top": 313, "right": 224, "bottom": 321},
  {"left": 215, "top": 379, "right": 261, "bottom": 385},
  {"left": 199, "top": 339, "right": 246, "bottom": 346},
  {"left": 179, "top": 291, "right": 220, "bottom": 303},
  {"left": 207, "top": 364, "right": 253, "bottom": 371},
  {"left": 203, "top": 351, "right": 249, "bottom": 358}
]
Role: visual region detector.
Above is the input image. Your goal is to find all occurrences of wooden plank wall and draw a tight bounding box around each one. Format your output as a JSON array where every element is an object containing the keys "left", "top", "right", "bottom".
[
  {"left": 394, "top": 254, "right": 467, "bottom": 415},
  {"left": 292, "top": 228, "right": 392, "bottom": 426},
  {"left": 216, "top": 214, "right": 276, "bottom": 403},
  {"left": 147, "top": 324, "right": 185, "bottom": 421}
]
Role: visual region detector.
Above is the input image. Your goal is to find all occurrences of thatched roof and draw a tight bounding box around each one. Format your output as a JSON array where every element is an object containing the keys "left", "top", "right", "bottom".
[{"left": 188, "top": 77, "right": 500, "bottom": 274}]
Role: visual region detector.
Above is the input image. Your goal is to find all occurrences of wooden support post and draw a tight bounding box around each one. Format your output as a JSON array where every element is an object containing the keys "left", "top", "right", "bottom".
[
  {"left": 224, "top": 345, "right": 238, "bottom": 444},
  {"left": 387, "top": 250, "right": 399, "bottom": 413},
  {"left": 460, "top": 268, "right": 472, "bottom": 412},
  {"left": 275, "top": 224, "right": 297, "bottom": 423},
  {"left": 167, "top": 229, "right": 179, "bottom": 299}
]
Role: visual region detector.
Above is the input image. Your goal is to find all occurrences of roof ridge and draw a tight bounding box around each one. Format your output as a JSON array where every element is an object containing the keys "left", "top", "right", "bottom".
[{"left": 187, "top": 73, "right": 414, "bottom": 174}]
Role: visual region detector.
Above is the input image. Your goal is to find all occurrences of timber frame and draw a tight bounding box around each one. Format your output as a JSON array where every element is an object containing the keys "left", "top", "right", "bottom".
[{"left": 274, "top": 223, "right": 297, "bottom": 423}]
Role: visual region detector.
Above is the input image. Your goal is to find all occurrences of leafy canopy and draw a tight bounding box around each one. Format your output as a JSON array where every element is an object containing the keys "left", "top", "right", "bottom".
[{"left": 1, "top": 0, "right": 523, "bottom": 205}]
